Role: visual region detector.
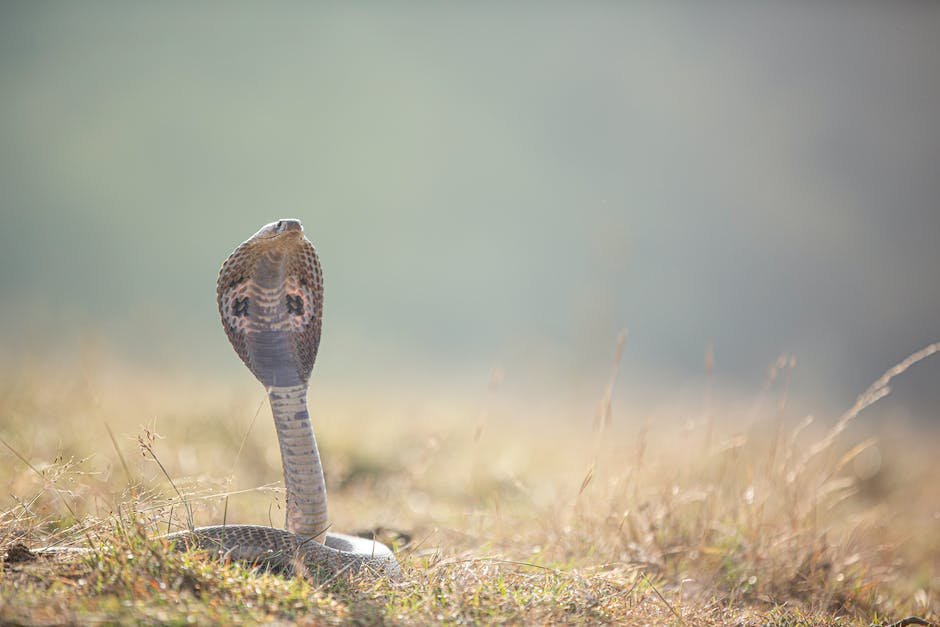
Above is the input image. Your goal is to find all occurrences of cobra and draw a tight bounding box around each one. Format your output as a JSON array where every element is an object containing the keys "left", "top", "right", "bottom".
[{"left": 41, "top": 219, "right": 401, "bottom": 579}]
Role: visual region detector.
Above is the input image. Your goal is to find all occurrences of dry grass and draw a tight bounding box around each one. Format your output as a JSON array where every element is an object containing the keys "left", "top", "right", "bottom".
[{"left": 1, "top": 342, "right": 939, "bottom": 625}]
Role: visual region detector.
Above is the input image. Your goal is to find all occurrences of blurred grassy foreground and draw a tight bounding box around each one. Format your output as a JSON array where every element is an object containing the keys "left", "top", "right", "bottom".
[{"left": 1, "top": 344, "right": 938, "bottom": 625}]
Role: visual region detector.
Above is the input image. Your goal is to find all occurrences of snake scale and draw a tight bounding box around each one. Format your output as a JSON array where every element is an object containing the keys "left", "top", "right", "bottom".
[{"left": 39, "top": 219, "right": 400, "bottom": 580}]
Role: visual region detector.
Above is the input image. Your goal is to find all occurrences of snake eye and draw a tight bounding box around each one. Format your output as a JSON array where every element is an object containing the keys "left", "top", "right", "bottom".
[{"left": 276, "top": 220, "right": 284, "bottom": 230}]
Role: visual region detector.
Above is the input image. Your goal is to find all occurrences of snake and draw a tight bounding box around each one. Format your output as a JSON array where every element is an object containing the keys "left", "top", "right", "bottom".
[{"left": 34, "top": 219, "right": 400, "bottom": 580}]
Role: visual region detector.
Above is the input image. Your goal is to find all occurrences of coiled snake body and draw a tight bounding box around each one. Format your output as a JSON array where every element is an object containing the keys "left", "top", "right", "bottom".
[{"left": 43, "top": 219, "right": 400, "bottom": 579}]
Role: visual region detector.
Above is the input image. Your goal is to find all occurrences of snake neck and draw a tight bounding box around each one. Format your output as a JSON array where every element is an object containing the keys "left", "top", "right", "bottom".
[
  {"left": 268, "top": 384, "right": 328, "bottom": 542},
  {"left": 246, "top": 251, "right": 306, "bottom": 388}
]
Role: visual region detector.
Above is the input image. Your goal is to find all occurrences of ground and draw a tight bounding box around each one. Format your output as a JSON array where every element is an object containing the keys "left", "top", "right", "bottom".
[{"left": 0, "top": 351, "right": 938, "bottom": 625}]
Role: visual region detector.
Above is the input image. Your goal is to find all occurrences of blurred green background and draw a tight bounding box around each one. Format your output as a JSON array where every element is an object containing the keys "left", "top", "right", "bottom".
[{"left": 1, "top": 3, "right": 938, "bottom": 419}]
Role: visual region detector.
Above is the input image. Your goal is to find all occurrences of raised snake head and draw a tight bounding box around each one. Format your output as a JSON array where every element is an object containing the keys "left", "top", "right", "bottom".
[
  {"left": 249, "top": 218, "right": 304, "bottom": 240},
  {"left": 217, "top": 219, "right": 324, "bottom": 387}
]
